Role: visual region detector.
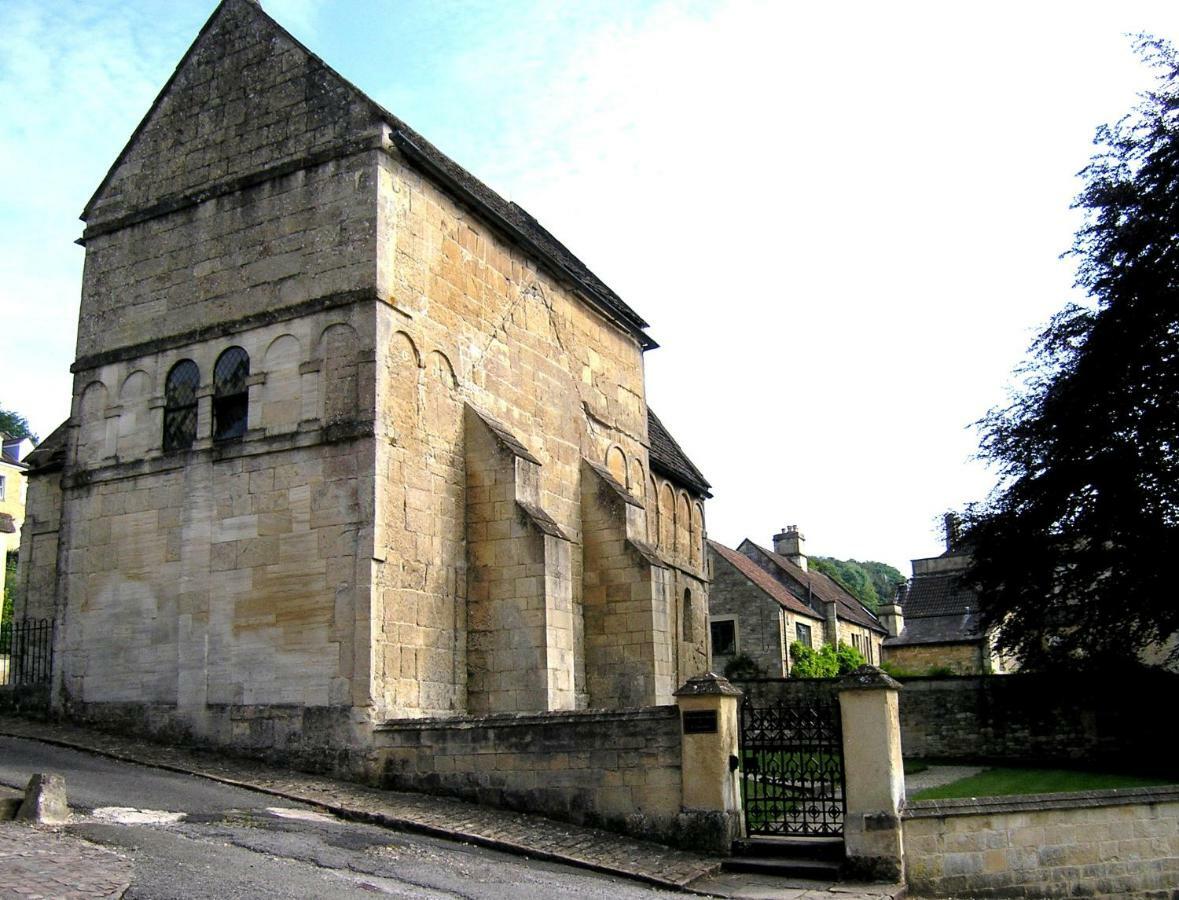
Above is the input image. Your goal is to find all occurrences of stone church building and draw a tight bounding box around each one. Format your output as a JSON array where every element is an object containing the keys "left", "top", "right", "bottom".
[{"left": 15, "top": 0, "right": 711, "bottom": 768}]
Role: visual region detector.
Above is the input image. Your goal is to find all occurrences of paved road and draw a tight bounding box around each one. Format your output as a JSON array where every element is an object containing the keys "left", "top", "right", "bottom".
[{"left": 0, "top": 736, "right": 676, "bottom": 899}]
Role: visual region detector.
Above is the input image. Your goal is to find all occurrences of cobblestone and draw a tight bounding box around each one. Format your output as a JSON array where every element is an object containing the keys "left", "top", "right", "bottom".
[{"left": 0, "top": 823, "right": 131, "bottom": 899}]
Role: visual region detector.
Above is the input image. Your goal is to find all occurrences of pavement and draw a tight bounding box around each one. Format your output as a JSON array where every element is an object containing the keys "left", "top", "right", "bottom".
[
  {"left": 0, "top": 714, "right": 907, "bottom": 899},
  {"left": 903, "top": 765, "right": 985, "bottom": 796},
  {"left": 0, "top": 823, "right": 132, "bottom": 899}
]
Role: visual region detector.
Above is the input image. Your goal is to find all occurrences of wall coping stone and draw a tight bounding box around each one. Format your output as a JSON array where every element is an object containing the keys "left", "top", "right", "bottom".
[
  {"left": 839, "top": 665, "right": 902, "bottom": 692},
  {"left": 674, "top": 673, "right": 742, "bottom": 697},
  {"left": 903, "top": 783, "right": 1179, "bottom": 819},
  {"left": 375, "top": 705, "right": 678, "bottom": 732}
]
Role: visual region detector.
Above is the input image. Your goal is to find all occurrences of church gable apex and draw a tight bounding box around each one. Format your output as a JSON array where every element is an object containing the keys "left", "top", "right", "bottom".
[{"left": 82, "top": 0, "right": 383, "bottom": 229}]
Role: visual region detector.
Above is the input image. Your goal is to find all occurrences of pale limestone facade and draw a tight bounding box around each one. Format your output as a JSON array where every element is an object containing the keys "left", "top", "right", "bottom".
[{"left": 15, "top": 0, "right": 710, "bottom": 766}]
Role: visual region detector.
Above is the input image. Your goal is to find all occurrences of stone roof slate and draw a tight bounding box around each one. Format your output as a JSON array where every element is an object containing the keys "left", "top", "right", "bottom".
[
  {"left": 708, "top": 540, "right": 820, "bottom": 619},
  {"left": 884, "top": 568, "right": 983, "bottom": 647},
  {"left": 741, "top": 541, "right": 886, "bottom": 634},
  {"left": 647, "top": 408, "right": 711, "bottom": 498}
]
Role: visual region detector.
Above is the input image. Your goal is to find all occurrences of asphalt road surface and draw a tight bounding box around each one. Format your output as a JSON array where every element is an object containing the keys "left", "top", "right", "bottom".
[{"left": 0, "top": 735, "right": 676, "bottom": 899}]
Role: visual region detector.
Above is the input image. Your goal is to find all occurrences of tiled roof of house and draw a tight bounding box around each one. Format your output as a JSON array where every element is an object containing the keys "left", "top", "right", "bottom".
[
  {"left": 884, "top": 569, "right": 983, "bottom": 647},
  {"left": 647, "top": 408, "right": 711, "bottom": 498},
  {"left": 708, "top": 540, "right": 819, "bottom": 619},
  {"left": 741, "top": 541, "right": 886, "bottom": 634}
]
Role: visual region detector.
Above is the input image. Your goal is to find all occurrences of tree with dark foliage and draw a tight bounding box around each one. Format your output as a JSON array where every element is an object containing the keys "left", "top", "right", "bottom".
[
  {"left": 0, "top": 406, "right": 36, "bottom": 443},
  {"left": 964, "top": 37, "right": 1179, "bottom": 670}
]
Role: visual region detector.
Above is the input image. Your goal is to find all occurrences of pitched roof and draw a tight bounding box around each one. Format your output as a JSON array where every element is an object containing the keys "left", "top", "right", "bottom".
[
  {"left": 708, "top": 540, "right": 820, "bottom": 619},
  {"left": 903, "top": 572, "right": 978, "bottom": 618},
  {"left": 883, "top": 611, "right": 983, "bottom": 647},
  {"left": 884, "top": 569, "right": 983, "bottom": 647},
  {"left": 741, "top": 541, "right": 886, "bottom": 634},
  {"left": 82, "top": 0, "right": 654, "bottom": 350},
  {"left": 21, "top": 422, "right": 69, "bottom": 473},
  {"left": 647, "top": 408, "right": 711, "bottom": 498}
]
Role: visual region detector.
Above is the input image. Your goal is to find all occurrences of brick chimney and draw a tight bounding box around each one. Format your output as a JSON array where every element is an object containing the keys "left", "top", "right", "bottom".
[
  {"left": 773, "top": 525, "right": 807, "bottom": 572},
  {"left": 878, "top": 581, "right": 907, "bottom": 638},
  {"left": 943, "top": 512, "right": 962, "bottom": 552}
]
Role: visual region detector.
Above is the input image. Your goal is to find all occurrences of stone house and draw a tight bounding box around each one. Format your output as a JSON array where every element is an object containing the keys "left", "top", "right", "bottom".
[
  {"left": 13, "top": 0, "right": 712, "bottom": 771},
  {"left": 878, "top": 534, "right": 1012, "bottom": 675},
  {"left": 0, "top": 435, "right": 34, "bottom": 605},
  {"left": 707, "top": 528, "right": 885, "bottom": 676}
]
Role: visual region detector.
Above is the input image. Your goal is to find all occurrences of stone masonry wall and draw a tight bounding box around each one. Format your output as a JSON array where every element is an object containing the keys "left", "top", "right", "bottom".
[
  {"left": 581, "top": 461, "right": 673, "bottom": 707},
  {"left": 708, "top": 550, "right": 789, "bottom": 677},
  {"left": 78, "top": 152, "right": 376, "bottom": 366},
  {"left": 883, "top": 641, "right": 983, "bottom": 675},
  {"left": 13, "top": 471, "right": 61, "bottom": 623},
  {"left": 895, "top": 672, "right": 1179, "bottom": 771},
  {"left": 83, "top": 0, "right": 381, "bottom": 229},
  {"left": 904, "top": 788, "right": 1179, "bottom": 898},
  {"left": 374, "top": 706, "right": 685, "bottom": 844},
  {"left": 369, "top": 148, "right": 708, "bottom": 717},
  {"left": 56, "top": 300, "right": 377, "bottom": 733}
]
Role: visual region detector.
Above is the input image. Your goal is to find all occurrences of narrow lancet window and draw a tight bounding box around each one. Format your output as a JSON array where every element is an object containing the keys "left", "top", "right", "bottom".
[
  {"left": 163, "top": 360, "right": 200, "bottom": 451},
  {"left": 213, "top": 346, "right": 249, "bottom": 442}
]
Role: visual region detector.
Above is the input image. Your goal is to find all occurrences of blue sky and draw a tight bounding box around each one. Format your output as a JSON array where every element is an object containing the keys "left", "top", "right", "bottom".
[{"left": 3, "top": 0, "right": 1178, "bottom": 571}]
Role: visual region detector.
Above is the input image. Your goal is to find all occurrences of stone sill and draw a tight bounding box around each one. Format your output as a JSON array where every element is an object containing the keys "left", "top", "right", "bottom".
[
  {"left": 375, "top": 705, "right": 677, "bottom": 733},
  {"left": 903, "top": 783, "right": 1179, "bottom": 819}
]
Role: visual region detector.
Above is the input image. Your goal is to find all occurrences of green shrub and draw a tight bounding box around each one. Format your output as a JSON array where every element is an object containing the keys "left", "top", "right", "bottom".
[
  {"left": 790, "top": 640, "right": 869, "bottom": 678},
  {"left": 835, "top": 642, "right": 866, "bottom": 674},
  {"left": 723, "top": 653, "right": 764, "bottom": 680}
]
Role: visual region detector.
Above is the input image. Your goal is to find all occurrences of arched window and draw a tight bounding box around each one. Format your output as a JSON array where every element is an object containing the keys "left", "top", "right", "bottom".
[
  {"left": 682, "top": 588, "right": 694, "bottom": 641},
  {"left": 163, "top": 360, "right": 200, "bottom": 451},
  {"left": 213, "top": 346, "right": 249, "bottom": 441}
]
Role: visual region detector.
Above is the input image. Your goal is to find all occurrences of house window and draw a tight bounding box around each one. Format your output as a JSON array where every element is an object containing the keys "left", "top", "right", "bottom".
[
  {"left": 163, "top": 359, "right": 200, "bottom": 451},
  {"left": 710, "top": 618, "right": 736, "bottom": 656},
  {"left": 682, "top": 588, "right": 693, "bottom": 641},
  {"left": 0, "top": 474, "right": 6, "bottom": 501},
  {"left": 795, "top": 622, "right": 812, "bottom": 647},
  {"left": 213, "top": 346, "right": 250, "bottom": 442}
]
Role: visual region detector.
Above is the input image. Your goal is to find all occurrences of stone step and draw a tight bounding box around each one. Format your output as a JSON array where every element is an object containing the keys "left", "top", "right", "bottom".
[
  {"left": 732, "top": 835, "right": 845, "bottom": 861},
  {"left": 722, "top": 854, "right": 843, "bottom": 879}
]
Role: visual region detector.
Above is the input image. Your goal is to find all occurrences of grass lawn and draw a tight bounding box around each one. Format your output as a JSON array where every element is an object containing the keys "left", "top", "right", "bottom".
[{"left": 913, "top": 766, "right": 1177, "bottom": 801}]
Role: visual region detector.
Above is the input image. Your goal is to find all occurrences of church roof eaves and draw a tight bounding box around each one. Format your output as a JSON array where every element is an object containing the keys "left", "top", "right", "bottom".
[{"left": 647, "top": 408, "right": 711, "bottom": 498}]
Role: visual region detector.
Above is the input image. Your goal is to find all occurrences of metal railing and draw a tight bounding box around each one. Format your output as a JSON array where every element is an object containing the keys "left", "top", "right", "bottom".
[{"left": 0, "top": 618, "right": 53, "bottom": 687}]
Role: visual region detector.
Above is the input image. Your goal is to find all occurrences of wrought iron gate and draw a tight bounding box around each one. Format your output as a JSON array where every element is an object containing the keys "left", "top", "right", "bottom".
[{"left": 739, "top": 693, "right": 845, "bottom": 836}]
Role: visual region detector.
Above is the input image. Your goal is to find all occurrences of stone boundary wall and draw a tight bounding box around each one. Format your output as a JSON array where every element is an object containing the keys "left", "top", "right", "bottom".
[
  {"left": 373, "top": 706, "right": 709, "bottom": 847},
  {"left": 734, "top": 672, "right": 1179, "bottom": 772},
  {"left": 0, "top": 685, "right": 51, "bottom": 717},
  {"left": 903, "top": 786, "right": 1179, "bottom": 898},
  {"left": 895, "top": 671, "right": 1179, "bottom": 770}
]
